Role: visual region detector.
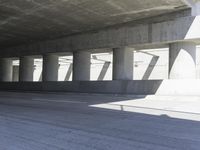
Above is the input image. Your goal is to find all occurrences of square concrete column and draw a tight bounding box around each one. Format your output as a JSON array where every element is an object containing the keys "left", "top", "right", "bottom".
[
  {"left": 0, "top": 58, "right": 13, "bottom": 82},
  {"left": 19, "top": 56, "right": 34, "bottom": 82},
  {"left": 169, "top": 42, "right": 196, "bottom": 79},
  {"left": 42, "top": 54, "right": 59, "bottom": 81},
  {"left": 73, "top": 51, "right": 91, "bottom": 81},
  {"left": 12, "top": 65, "right": 19, "bottom": 81},
  {"left": 113, "top": 47, "right": 133, "bottom": 80}
]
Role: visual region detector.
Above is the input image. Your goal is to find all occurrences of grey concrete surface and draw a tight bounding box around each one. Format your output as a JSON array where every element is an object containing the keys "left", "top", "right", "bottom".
[
  {"left": 0, "top": 58, "right": 13, "bottom": 82},
  {"left": 0, "top": 91, "right": 200, "bottom": 150},
  {"left": 23, "top": 46, "right": 200, "bottom": 81},
  {"left": 190, "top": 0, "right": 200, "bottom": 15},
  {"left": 0, "top": 0, "right": 191, "bottom": 48},
  {"left": 0, "top": 80, "right": 162, "bottom": 95},
  {"left": 19, "top": 56, "right": 34, "bottom": 82},
  {"left": 1, "top": 80, "right": 200, "bottom": 95},
  {"left": 42, "top": 54, "right": 59, "bottom": 81},
  {"left": 113, "top": 47, "right": 133, "bottom": 80},
  {"left": 12, "top": 66, "right": 19, "bottom": 82},
  {"left": 2, "top": 11, "right": 200, "bottom": 58},
  {"left": 73, "top": 51, "right": 90, "bottom": 81}
]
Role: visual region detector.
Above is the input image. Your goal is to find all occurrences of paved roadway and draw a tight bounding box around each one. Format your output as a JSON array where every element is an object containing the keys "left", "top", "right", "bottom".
[{"left": 0, "top": 92, "right": 200, "bottom": 150}]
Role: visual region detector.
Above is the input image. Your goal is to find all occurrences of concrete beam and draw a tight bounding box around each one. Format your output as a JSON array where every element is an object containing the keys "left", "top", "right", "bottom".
[{"left": 1, "top": 14, "right": 200, "bottom": 57}]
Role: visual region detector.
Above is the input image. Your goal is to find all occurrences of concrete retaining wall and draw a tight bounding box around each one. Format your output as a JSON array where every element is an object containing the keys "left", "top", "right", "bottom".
[
  {"left": 0, "top": 80, "right": 161, "bottom": 95},
  {"left": 1, "top": 80, "right": 200, "bottom": 95}
]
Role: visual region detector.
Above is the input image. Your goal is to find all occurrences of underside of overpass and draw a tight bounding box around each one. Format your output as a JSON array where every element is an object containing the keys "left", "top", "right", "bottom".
[
  {"left": 0, "top": 0, "right": 193, "bottom": 48},
  {"left": 0, "top": 0, "right": 200, "bottom": 95},
  {"left": 1, "top": 1, "right": 200, "bottom": 150}
]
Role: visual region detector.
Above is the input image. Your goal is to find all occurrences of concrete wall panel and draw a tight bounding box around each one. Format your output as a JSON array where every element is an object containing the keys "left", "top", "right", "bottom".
[{"left": 1, "top": 80, "right": 200, "bottom": 95}]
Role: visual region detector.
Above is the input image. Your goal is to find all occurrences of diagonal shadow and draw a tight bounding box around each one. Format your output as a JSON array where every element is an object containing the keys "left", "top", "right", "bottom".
[
  {"left": 97, "top": 62, "right": 111, "bottom": 80},
  {"left": 141, "top": 51, "right": 159, "bottom": 80},
  {"left": 39, "top": 70, "right": 42, "bottom": 81},
  {"left": 92, "top": 55, "right": 111, "bottom": 81},
  {"left": 64, "top": 63, "right": 73, "bottom": 81}
]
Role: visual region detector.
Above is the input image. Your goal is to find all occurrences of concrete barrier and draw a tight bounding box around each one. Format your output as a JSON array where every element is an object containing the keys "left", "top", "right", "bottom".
[
  {"left": 1, "top": 80, "right": 200, "bottom": 95},
  {"left": 0, "top": 80, "right": 162, "bottom": 95}
]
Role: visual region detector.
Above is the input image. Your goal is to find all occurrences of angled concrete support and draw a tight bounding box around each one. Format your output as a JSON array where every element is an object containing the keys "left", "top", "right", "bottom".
[
  {"left": 42, "top": 54, "right": 59, "bottom": 81},
  {"left": 19, "top": 56, "right": 34, "bottom": 82},
  {"left": 73, "top": 51, "right": 91, "bottom": 81},
  {"left": 169, "top": 42, "right": 196, "bottom": 79},
  {"left": 0, "top": 58, "right": 13, "bottom": 82},
  {"left": 113, "top": 47, "right": 133, "bottom": 80}
]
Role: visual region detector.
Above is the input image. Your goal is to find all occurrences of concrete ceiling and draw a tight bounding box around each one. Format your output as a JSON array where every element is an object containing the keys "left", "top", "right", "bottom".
[{"left": 0, "top": 0, "right": 191, "bottom": 48}]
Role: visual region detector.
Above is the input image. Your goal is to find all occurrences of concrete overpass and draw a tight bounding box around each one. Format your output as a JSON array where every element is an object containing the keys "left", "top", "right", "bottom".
[
  {"left": 0, "top": 0, "right": 200, "bottom": 95},
  {"left": 1, "top": 1, "right": 200, "bottom": 150}
]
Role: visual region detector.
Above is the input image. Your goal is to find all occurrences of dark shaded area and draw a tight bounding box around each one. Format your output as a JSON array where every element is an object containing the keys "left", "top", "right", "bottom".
[
  {"left": 0, "top": 0, "right": 188, "bottom": 48},
  {"left": 0, "top": 80, "right": 163, "bottom": 95}
]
